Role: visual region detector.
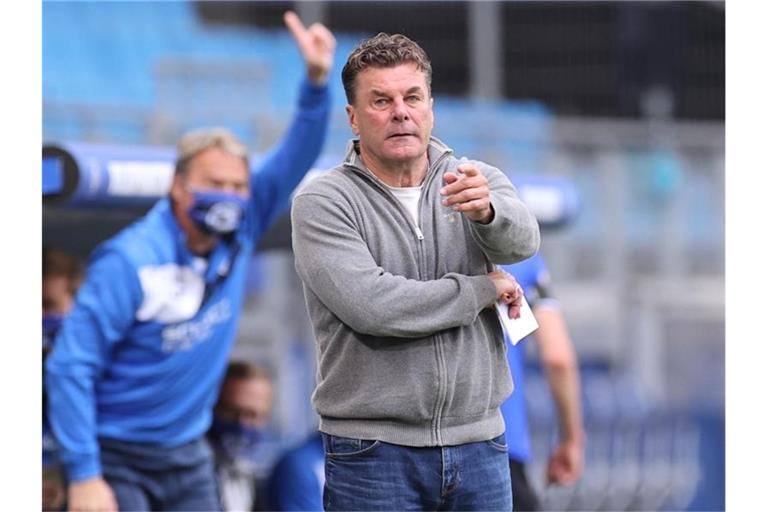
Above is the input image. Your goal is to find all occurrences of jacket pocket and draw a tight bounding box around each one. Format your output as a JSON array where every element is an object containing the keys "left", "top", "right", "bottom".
[{"left": 442, "top": 316, "right": 513, "bottom": 419}]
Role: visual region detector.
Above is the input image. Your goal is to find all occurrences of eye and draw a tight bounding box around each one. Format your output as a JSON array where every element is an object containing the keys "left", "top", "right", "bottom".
[
  {"left": 373, "top": 98, "right": 389, "bottom": 107},
  {"left": 406, "top": 95, "right": 421, "bottom": 103}
]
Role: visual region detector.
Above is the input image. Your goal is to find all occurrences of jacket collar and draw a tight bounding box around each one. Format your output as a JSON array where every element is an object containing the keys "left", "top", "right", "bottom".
[{"left": 343, "top": 136, "right": 454, "bottom": 184}]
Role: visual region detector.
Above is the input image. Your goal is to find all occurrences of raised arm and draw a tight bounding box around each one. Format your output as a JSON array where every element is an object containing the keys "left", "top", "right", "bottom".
[{"left": 248, "top": 12, "right": 335, "bottom": 232}]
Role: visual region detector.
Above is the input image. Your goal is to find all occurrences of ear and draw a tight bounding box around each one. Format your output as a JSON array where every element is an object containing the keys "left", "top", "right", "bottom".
[
  {"left": 345, "top": 104, "right": 360, "bottom": 136},
  {"left": 426, "top": 97, "right": 435, "bottom": 135},
  {"left": 169, "top": 174, "right": 184, "bottom": 203}
]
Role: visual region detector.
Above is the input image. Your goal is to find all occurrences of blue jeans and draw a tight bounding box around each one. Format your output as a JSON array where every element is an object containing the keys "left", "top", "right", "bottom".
[
  {"left": 99, "top": 437, "right": 221, "bottom": 512},
  {"left": 322, "top": 432, "right": 513, "bottom": 511}
]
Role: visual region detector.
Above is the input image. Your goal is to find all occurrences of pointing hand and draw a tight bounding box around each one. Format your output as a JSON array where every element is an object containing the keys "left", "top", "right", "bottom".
[{"left": 284, "top": 11, "right": 336, "bottom": 85}]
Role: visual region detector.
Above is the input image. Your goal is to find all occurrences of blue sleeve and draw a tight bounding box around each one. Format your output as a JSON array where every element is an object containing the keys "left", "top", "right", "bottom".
[
  {"left": 44, "top": 250, "right": 143, "bottom": 482},
  {"left": 500, "top": 253, "right": 556, "bottom": 308},
  {"left": 267, "top": 452, "right": 324, "bottom": 511},
  {"left": 529, "top": 253, "right": 546, "bottom": 282},
  {"left": 530, "top": 254, "right": 558, "bottom": 305},
  {"left": 249, "top": 76, "right": 330, "bottom": 237}
]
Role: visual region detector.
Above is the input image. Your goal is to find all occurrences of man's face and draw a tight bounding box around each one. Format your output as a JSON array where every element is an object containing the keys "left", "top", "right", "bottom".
[
  {"left": 42, "top": 275, "right": 73, "bottom": 316},
  {"left": 170, "top": 146, "right": 250, "bottom": 218},
  {"left": 215, "top": 377, "right": 273, "bottom": 429},
  {"left": 346, "top": 63, "right": 434, "bottom": 169}
]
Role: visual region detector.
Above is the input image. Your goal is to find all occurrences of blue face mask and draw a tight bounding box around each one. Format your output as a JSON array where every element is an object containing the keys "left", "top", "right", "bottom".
[
  {"left": 187, "top": 190, "right": 248, "bottom": 235},
  {"left": 42, "top": 314, "right": 64, "bottom": 351},
  {"left": 208, "top": 416, "right": 264, "bottom": 460}
]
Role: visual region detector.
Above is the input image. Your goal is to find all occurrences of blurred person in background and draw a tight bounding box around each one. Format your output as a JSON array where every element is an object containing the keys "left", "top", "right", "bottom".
[
  {"left": 500, "top": 253, "right": 585, "bottom": 511},
  {"left": 265, "top": 431, "right": 324, "bottom": 511},
  {"left": 291, "top": 33, "right": 539, "bottom": 510},
  {"left": 44, "top": 12, "right": 335, "bottom": 512},
  {"left": 42, "top": 248, "right": 83, "bottom": 358},
  {"left": 207, "top": 361, "right": 277, "bottom": 511},
  {"left": 42, "top": 248, "right": 83, "bottom": 511}
]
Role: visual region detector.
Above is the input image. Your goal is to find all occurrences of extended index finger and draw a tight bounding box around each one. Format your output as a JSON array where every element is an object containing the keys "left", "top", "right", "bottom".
[
  {"left": 441, "top": 171, "right": 486, "bottom": 195},
  {"left": 284, "top": 11, "right": 309, "bottom": 47},
  {"left": 457, "top": 163, "right": 480, "bottom": 176}
]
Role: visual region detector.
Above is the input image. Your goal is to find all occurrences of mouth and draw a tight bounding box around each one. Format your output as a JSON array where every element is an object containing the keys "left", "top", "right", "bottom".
[{"left": 387, "top": 133, "right": 414, "bottom": 139}]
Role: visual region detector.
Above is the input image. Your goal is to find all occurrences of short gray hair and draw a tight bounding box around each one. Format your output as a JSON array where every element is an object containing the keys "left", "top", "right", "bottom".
[{"left": 174, "top": 127, "right": 249, "bottom": 176}]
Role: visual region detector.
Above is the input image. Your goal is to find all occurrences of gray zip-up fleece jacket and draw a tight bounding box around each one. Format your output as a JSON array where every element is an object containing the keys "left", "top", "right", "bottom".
[{"left": 291, "top": 137, "right": 540, "bottom": 447}]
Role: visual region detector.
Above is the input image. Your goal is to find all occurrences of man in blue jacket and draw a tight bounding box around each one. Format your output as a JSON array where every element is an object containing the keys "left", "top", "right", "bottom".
[
  {"left": 44, "top": 11, "right": 335, "bottom": 512},
  {"left": 501, "top": 253, "right": 585, "bottom": 510}
]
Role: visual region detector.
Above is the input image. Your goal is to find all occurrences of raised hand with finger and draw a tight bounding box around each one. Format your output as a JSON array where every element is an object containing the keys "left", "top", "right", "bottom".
[
  {"left": 440, "top": 162, "right": 494, "bottom": 224},
  {"left": 283, "top": 10, "right": 336, "bottom": 85}
]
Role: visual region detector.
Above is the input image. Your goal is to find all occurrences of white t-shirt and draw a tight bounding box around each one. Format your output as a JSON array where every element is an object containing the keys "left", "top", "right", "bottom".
[{"left": 384, "top": 183, "right": 423, "bottom": 228}]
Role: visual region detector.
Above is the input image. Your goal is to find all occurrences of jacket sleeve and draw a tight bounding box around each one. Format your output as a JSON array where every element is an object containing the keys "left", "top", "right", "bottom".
[
  {"left": 248, "top": 76, "right": 330, "bottom": 236},
  {"left": 291, "top": 192, "right": 498, "bottom": 339},
  {"left": 469, "top": 163, "right": 541, "bottom": 264},
  {"left": 44, "top": 250, "right": 143, "bottom": 482}
]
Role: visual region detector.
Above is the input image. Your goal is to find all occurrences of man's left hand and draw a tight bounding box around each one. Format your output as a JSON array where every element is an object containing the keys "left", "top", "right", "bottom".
[
  {"left": 284, "top": 11, "right": 336, "bottom": 85},
  {"left": 441, "top": 163, "right": 494, "bottom": 224}
]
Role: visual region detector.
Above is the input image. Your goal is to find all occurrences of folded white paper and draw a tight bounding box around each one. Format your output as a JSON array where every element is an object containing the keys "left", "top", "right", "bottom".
[{"left": 495, "top": 296, "right": 539, "bottom": 345}]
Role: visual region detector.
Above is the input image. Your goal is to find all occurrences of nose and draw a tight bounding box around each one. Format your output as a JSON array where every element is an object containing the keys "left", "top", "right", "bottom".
[{"left": 391, "top": 98, "right": 410, "bottom": 122}]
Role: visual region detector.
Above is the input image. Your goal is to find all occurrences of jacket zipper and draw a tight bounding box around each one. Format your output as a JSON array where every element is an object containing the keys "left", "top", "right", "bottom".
[
  {"left": 346, "top": 152, "right": 449, "bottom": 245},
  {"left": 418, "top": 151, "right": 451, "bottom": 445},
  {"left": 347, "top": 147, "right": 453, "bottom": 444}
]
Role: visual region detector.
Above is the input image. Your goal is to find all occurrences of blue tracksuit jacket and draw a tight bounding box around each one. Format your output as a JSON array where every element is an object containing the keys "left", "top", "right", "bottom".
[{"left": 45, "top": 77, "right": 330, "bottom": 482}]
